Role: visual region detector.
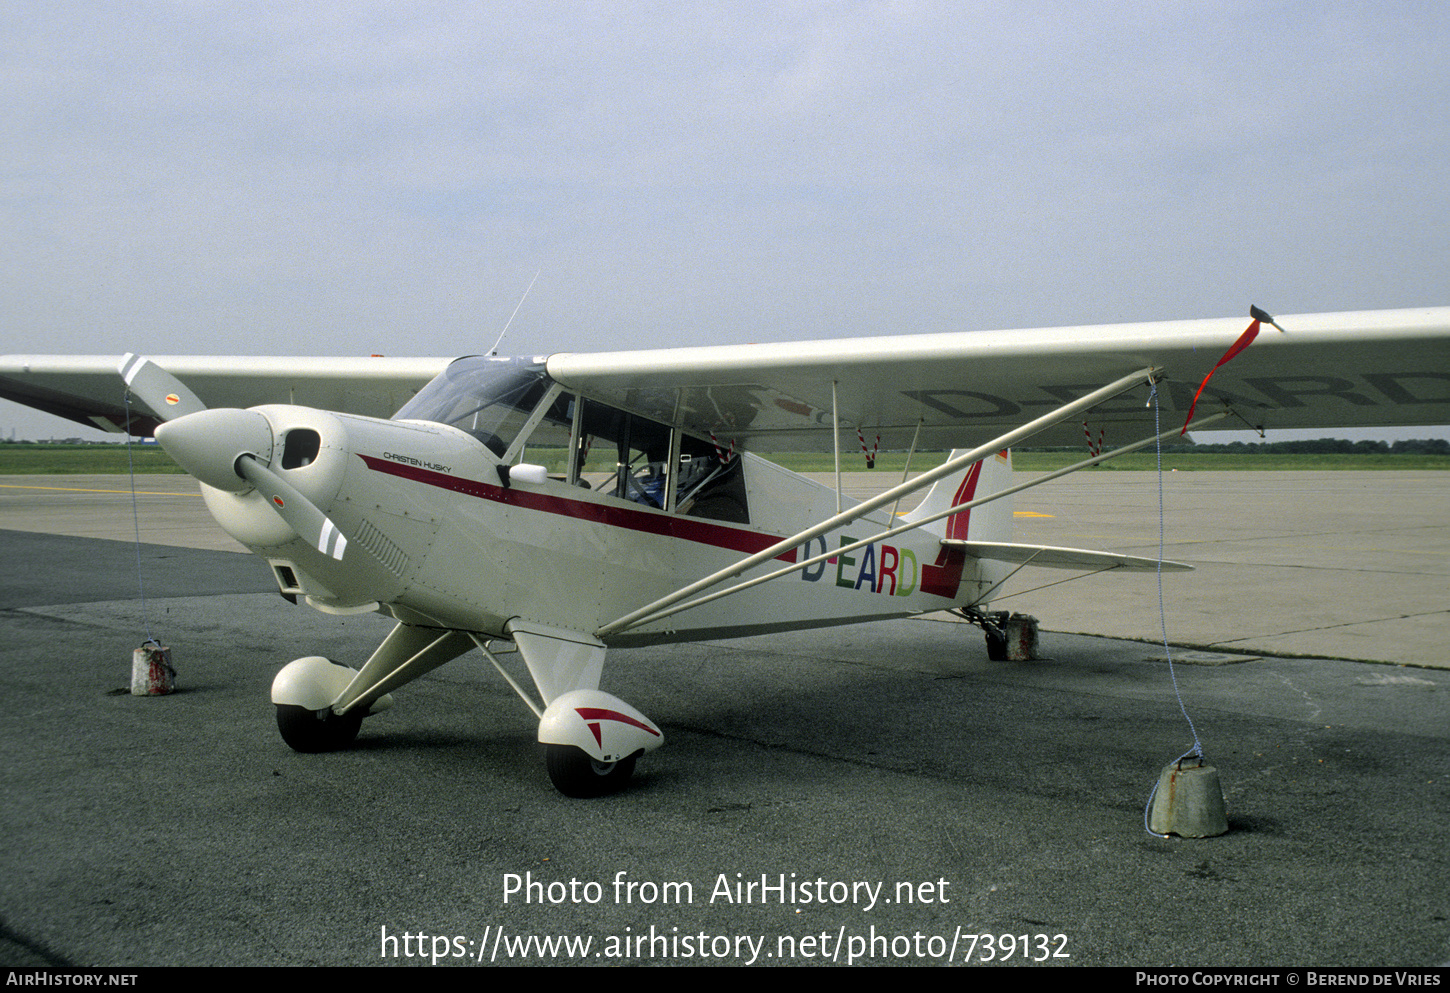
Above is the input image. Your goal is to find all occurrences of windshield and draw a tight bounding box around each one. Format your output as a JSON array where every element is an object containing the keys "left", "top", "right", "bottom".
[{"left": 393, "top": 355, "right": 551, "bottom": 456}]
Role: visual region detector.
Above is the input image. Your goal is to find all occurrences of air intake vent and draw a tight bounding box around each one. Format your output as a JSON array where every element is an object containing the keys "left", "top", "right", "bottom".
[
  {"left": 353, "top": 519, "right": 410, "bottom": 578},
  {"left": 281, "top": 429, "right": 321, "bottom": 469}
]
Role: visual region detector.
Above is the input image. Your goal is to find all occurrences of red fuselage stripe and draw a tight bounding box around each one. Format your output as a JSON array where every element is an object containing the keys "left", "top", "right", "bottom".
[{"left": 358, "top": 454, "right": 798, "bottom": 562}]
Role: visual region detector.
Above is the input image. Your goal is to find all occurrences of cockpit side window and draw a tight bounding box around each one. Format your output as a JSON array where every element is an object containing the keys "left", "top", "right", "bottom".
[
  {"left": 572, "top": 399, "right": 748, "bottom": 521},
  {"left": 676, "top": 434, "right": 748, "bottom": 523},
  {"left": 575, "top": 399, "right": 670, "bottom": 507}
]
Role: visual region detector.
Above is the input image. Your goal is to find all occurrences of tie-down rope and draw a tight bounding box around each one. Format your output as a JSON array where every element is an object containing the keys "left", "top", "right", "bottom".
[{"left": 1144, "top": 380, "right": 1205, "bottom": 837}]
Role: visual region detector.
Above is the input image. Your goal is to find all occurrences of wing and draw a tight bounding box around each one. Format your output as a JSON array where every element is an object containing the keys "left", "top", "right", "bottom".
[
  {"left": 545, "top": 307, "right": 1450, "bottom": 450},
  {"left": 0, "top": 355, "right": 452, "bottom": 435},
  {"left": 7, "top": 307, "right": 1447, "bottom": 447}
]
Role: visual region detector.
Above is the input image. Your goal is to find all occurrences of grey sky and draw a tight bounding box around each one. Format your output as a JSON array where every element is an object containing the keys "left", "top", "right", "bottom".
[{"left": 3, "top": 1, "right": 1447, "bottom": 439}]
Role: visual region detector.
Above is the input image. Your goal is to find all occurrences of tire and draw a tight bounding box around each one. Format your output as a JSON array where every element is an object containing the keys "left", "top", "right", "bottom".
[
  {"left": 276, "top": 704, "right": 363, "bottom": 753},
  {"left": 545, "top": 744, "right": 637, "bottom": 798}
]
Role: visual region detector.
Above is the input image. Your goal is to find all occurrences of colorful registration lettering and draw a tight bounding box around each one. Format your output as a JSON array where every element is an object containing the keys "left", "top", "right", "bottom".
[{"left": 803, "top": 536, "right": 917, "bottom": 597}]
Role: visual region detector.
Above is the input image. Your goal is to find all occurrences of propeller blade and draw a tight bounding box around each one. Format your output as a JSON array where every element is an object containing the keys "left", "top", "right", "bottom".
[
  {"left": 235, "top": 455, "right": 350, "bottom": 561},
  {"left": 119, "top": 353, "right": 208, "bottom": 421}
]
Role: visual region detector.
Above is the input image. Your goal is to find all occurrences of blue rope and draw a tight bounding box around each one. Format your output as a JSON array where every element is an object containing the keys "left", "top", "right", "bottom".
[
  {"left": 1144, "top": 380, "right": 1204, "bottom": 837},
  {"left": 123, "top": 391, "right": 161, "bottom": 649}
]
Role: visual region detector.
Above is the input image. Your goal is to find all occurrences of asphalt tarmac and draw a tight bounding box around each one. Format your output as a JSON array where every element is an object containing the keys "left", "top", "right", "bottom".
[{"left": 0, "top": 473, "right": 1446, "bottom": 968}]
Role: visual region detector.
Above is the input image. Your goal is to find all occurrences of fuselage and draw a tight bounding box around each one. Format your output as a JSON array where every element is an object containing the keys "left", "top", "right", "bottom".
[{"left": 171, "top": 357, "right": 1010, "bottom": 645}]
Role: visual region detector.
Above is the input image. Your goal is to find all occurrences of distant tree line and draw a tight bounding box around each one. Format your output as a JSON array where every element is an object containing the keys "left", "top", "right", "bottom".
[
  {"left": 1186, "top": 438, "right": 1449, "bottom": 455},
  {"left": 1021, "top": 438, "right": 1450, "bottom": 455},
  {"left": 7, "top": 436, "right": 1450, "bottom": 455}
]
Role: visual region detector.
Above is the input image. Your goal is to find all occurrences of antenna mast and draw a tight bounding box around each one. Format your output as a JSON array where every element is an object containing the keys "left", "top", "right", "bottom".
[{"left": 490, "top": 270, "right": 541, "bottom": 356}]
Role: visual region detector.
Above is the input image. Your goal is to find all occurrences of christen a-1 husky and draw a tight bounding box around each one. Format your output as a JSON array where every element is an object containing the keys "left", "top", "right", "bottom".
[{"left": 3, "top": 306, "right": 1447, "bottom": 795}]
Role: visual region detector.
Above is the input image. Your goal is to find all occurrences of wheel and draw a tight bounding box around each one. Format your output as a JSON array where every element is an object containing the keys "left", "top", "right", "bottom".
[
  {"left": 545, "top": 744, "right": 637, "bottom": 798},
  {"left": 276, "top": 704, "right": 363, "bottom": 753},
  {"left": 984, "top": 628, "right": 1008, "bottom": 661}
]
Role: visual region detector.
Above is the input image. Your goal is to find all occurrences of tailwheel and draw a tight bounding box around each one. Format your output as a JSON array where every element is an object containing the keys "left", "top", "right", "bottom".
[
  {"left": 983, "top": 626, "right": 1009, "bottom": 661},
  {"left": 276, "top": 704, "right": 364, "bottom": 753},
  {"left": 956, "top": 606, "right": 1039, "bottom": 661},
  {"left": 545, "top": 744, "right": 637, "bottom": 798}
]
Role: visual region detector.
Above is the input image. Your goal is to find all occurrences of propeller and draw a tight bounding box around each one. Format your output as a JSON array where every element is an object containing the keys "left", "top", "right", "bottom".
[
  {"left": 234, "top": 454, "right": 349, "bottom": 561},
  {"left": 129, "top": 354, "right": 355, "bottom": 563},
  {"left": 119, "top": 353, "right": 207, "bottom": 421}
]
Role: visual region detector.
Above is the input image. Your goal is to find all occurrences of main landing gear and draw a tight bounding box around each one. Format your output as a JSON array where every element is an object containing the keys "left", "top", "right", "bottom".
[
  {"left": 536, "top": 688, "right": 663, "bottom": 798},
  {"left": 269, "top": 631, "right": 665, "bottom": 799},
  {"left": 271, "top": 655, "right": 394, "bottom": 752}
]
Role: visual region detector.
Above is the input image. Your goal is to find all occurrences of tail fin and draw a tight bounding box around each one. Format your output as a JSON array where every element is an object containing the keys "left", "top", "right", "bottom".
[{"left": 902, "top": 449, "right": 1014, "bottom": 542}]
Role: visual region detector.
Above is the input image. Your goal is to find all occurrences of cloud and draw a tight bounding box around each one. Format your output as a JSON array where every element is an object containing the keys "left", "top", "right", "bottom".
[{"left": 2, "top": 1, "right": 1447, "bottom": 437}]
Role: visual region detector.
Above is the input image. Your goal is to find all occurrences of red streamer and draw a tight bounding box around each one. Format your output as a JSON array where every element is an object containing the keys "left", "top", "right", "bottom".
[{"left": 1181, "top": 319, "right": 1260, "bottom": 434}]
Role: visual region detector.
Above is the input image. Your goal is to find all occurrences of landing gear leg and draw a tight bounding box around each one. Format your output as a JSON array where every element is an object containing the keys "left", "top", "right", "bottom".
[{"left": 503, "top": 624, "right": 664, "bottom": 797}]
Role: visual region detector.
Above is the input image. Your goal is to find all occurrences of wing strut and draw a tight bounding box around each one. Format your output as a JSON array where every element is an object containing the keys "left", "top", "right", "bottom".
[
  {"left": 831, "top": 379, "right": 842, "bottom": 514},
  {"left": 603, "top": 410, "right": 1225, "bottom": 632},
  {"left": 595, "top": 366, "right": 1161, "bottom": 638},
  {"left": 889, "top": 417, "right": 924, "bottom": 522}
]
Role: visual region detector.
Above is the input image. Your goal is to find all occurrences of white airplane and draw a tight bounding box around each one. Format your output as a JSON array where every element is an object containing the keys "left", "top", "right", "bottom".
[{"left": 3, "top": 306, "right": 1447, "bottom": 795}]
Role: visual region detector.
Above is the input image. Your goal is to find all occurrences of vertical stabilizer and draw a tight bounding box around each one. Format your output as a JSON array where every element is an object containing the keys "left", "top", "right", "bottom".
[{"left": 902, "top": 449, "right": 1014, "bottom": 542}]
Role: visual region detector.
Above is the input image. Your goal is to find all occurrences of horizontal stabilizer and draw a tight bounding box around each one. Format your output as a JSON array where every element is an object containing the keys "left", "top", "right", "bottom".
[{"left": 942, "top": 539, "right": 1192, "bottom": 573}]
